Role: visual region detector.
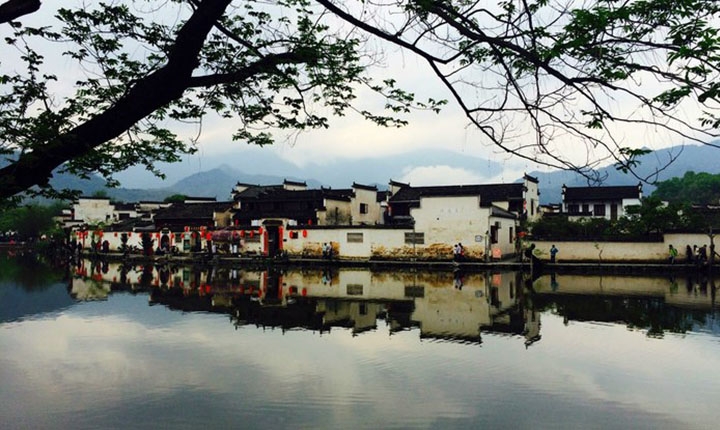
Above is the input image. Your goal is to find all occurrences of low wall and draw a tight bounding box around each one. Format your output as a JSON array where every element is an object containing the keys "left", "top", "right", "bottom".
[
  {"left": 283, "top": 227, "right": 491, "bottom": 261},
  {"left": 531, "top": 232, "right": 715, "bottom": 262}
]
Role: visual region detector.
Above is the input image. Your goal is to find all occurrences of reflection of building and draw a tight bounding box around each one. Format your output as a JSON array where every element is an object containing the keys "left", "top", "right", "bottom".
[
  {"left": 69, "top": 260, "right": 530, "bottom": 343},
  {"left": 532, "top": 273, "right": 719, "bottom": 336},
  {"left": 66, "top": 259, "right": 720, "bottom": 341}
]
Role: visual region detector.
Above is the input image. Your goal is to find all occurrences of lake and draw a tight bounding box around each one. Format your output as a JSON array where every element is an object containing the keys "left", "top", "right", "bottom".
[{"left": 1, "top": 254, "right": 719, "bottom": 429}]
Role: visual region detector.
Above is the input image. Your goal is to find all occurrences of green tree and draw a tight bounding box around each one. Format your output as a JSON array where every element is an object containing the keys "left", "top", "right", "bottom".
[
  {"left": 623, "top": 196, "right": 685, "bottom": 234},
  {"left": 0, "top": 203, "right": 62, "bottom": 239},
  {"left": 653, "top": 171, "right": 720, "bottom": 204},
  {"left": 164, "top": 194, "right": 188, "bottom": 204},
  {"left": 2, "top": 0, "right": 720, "bottom": 201}
]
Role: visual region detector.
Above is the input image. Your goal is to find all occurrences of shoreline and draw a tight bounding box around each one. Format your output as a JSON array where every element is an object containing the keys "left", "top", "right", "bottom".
[{"left": 76, "top": 250, "right": 718, "bottom": 275}]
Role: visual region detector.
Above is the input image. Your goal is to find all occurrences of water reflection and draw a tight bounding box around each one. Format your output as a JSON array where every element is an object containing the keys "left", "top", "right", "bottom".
[
  {"left": 68, "top": 259, "right": 720, "bottom": 344},
  {"left": 4, "top": 257, "right": 720, "bottom": 429},
  {"left": 532, "top": 272, "right": 719, "bottom": 338}
]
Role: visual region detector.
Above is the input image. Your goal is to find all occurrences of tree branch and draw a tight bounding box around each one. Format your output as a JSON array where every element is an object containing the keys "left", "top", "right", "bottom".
[
  {"left": 0, "top": 0, "right": 40, "bottom": 24},
  {"left": 0, "top": 0, "right": 233, "bottom": 198}
]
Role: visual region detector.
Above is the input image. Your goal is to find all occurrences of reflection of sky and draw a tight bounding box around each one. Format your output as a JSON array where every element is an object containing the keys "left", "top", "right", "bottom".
[
  {"left": 0, "top": 281, "right": 75, "bottom": 323},
  {"left": 1, "top": 292, "right": 719, "bottom": 429}
]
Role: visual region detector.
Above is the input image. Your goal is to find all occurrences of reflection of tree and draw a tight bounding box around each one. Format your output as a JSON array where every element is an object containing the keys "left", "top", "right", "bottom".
[
  {"left": 0, "top": 253, "right": 63, "bottom": 291},
  {"left": 139, "top": 265, "right": 154, "bottom": 287},
  {"left": 533, "top": 295, "right": 706, "bottom": 337}
]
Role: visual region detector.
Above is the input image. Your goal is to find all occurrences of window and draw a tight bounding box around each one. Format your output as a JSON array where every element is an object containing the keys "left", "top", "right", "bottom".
[
  {"left": 594, "top": 204, "right": 606, "bottom": 216},
  {"left": 509, "top": 226, "right": 514, "bottom": 243},
  {"left": 404, "top": 232, "right": 425, "bottom": 244},
  {"left": 582, "top": 204, "right": 589, "bottom": 213},
  {"left": 359, "top": 203, "right": 368, "bottom": 214},
  {"left": 568, "top": 204, "right": 579, "bottom": 214},
  {"left": 347, "top": 284, "right": 364, "bottom": 295},
  {"left": 490, "top": 225, "right": 499, "bottom": 244},
  {"left": 347, "top": 232, "right": 364, "bottom": 243}
]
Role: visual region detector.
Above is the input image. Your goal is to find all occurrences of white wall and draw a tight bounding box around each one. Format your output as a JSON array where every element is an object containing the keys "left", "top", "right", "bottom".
[
  {"left": 73, "top": 198, "right": 115, "bottom": 225},
  {"left": 351, "top": 187, "right": 382, "bottom": 225},
  {"left": 530, "top": 232, "right": 716, "bottom": 262}
]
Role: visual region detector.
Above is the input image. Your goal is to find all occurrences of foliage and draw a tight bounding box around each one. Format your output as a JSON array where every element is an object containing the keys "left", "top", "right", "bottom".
[
  {"left": 0, "top": 0, "right": 442, "bottom": 201},
  {"left": 140, "top": 232, "right": 154, "bottom": 256},
  {"left": 530, "top": 215, "right": 616, "bottom": 239},
  {"left": 2, "top": 0, "right": 720, "bottom": 202},
  {"left": 0, "top": 203, "right": 63, "bottom": 239},
  {"left": 164, "top": 194, "right": 188, "bottom": 204},
  {"left": 321, "top": 0, "right": 720, "bottom": 183},
  {"left": 652, "top": 171, "right": 720, "bottom": 204},
  {"left": 530, "top": 196, "right": 705, "bottom": 238}
]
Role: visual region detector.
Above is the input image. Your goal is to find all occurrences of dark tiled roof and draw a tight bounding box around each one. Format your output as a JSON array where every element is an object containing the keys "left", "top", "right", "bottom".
[
  {"left": 233, "top": 185, "right": 283, "bottom": 200},
  {"left": 490, "top": 205, "right": 518, "bottom": 219},
  {"left": 154, "top": 202, "right": 233, "bottom": 221},
  {"left": 352, "top": 182, "right": 378, "bottom": 191},
  {"left": 283, "top": 179, "right": 307, "bottom": 187},
  {"left": 389, "top": 183, "right": 525, "bottom": 205},
  {"left": 184, "top": 196, "right": 217, "bottom": 202},
  {"left": 563, "top": 184, "right": 641, "bottom": 202},
  {"left": 114, "top": 203, "right": 136, "bottom": 211},
  {"left": 106, "top": 218, "right": 154, "bottom": 231},
  {"left": 237, "top": 186, "right": 353, "bottom": 203}
]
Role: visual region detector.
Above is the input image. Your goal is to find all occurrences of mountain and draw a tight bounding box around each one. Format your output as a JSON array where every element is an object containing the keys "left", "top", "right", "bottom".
[
  {"left": 6, "top": 143, "right": 720, "bottom": 205},
  {"left": 530, "top": 144, "right": 720, "bottom": 204}
]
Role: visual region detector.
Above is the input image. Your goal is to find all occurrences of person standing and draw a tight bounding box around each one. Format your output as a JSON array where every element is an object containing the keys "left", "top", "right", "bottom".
[
  {"left": 668, "top": 244, "right": 678, "bottom": 264},
  {"left": 550, "top": 244, "right": 559, "bottom": 263}
]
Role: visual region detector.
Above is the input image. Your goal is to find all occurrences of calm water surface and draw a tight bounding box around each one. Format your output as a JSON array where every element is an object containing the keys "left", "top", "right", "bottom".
[{"left": 1, "top": 255, "right": 719, "bottom": 429}]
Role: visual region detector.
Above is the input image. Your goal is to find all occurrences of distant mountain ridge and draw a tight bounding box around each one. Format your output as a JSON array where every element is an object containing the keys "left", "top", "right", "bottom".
[
  {"left": 6, "top": 143, "right": 720, "bottom": 204},
  {"left": 529, "top": 144, "right": 720, "bottom": 203}
]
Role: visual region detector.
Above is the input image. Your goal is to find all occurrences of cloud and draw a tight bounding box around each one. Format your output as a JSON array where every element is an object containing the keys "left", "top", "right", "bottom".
[{"left": 398, "top": 165, "right": 488, "bottom": 186}]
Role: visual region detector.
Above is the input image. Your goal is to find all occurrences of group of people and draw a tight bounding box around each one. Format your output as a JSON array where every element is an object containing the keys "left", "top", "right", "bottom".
[
  {"left": 668, "top": 244, "right": 718, "bottom": 265},
  {"left": 453, "top": 243, "right": 465, "bottom": 261}
]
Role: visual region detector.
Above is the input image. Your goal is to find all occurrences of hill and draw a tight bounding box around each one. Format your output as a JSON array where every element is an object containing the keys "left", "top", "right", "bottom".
[{"left": 530, "top": 144, "right": 720, "bottom": 204}]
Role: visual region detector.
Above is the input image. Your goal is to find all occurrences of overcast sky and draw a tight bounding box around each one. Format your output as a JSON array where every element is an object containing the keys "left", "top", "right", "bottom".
[{"left": 4, "top": 1, "right": 699, "bottom": 188}]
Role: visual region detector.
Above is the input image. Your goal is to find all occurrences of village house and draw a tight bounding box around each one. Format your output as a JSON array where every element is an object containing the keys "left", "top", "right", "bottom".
[
  {"left": 71, "top": 196, "right": 116, "bottom": 225},
  {"left": 231, "top": 180, "right": 385, "bottom": 227},
  {"left": 385, "top": 175, "right": 540, "bottom": 259},
  {"left": 561, "top": 183, "right": 642, "bottom": 221}
]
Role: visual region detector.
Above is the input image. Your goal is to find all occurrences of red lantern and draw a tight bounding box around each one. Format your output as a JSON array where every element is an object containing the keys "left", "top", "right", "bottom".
[
  {"left": 258, "top": 227, "right": 264, "bottom": 235},
  {"left": 250, "top": 231, "right": 254, "bottom": 238},
  {"left": 206, "top": 232, "right": 213, "bottom": 241},
  {"left": 184, "top": 226, "right": 190, "bottom": 232},
  {"left": 240, "top": 230, "right": 245, "bottom": 237},
  {"left": 114, "top": 232, "right": 118, "bottom": 237},
  {"left": 302, "top": 230, "right": 308, "bottom": 238}
]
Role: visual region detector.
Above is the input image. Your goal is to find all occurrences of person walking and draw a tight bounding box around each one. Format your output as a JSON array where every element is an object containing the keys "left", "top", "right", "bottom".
[{"left": 550, "top": 244, "right": 559, "bottom": 263}]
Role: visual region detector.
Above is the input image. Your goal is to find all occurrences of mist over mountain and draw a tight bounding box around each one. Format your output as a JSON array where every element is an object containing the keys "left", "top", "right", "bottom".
[
  {"left": 7, "top": 143, "right": 720, "bottom": 204},
  {"left": 111, "top": 147, "right": 506, "bottom": 189},
  {"left": 529, "top": 144, "right": 720, "bottom": 203}
]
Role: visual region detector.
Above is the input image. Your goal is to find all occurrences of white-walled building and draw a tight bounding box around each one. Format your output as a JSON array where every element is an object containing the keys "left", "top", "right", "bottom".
[{"left": 562, "top": 183, "right": 643, "bottom": 221}]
